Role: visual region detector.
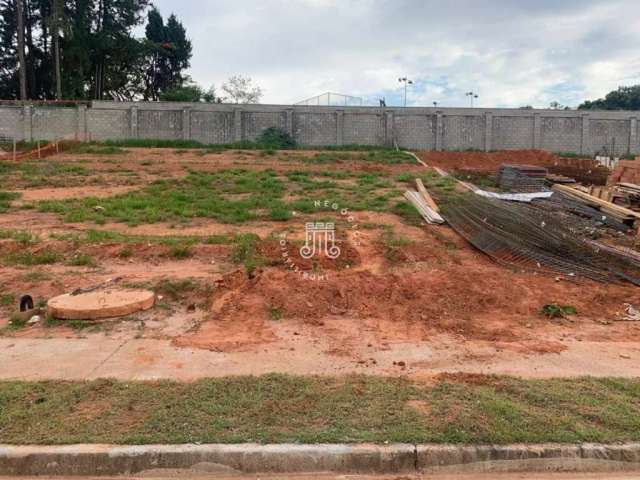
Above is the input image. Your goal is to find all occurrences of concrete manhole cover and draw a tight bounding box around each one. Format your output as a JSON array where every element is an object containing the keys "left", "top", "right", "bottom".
[{"left": 47, "top": 289, "right": 155, "bottom": 320}]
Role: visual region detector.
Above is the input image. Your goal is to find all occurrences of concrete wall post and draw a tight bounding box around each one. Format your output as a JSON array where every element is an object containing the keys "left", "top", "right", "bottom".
[
  {"left": 336, "top": 110, "right": 344, "bottom": 146},
  {"left": 22, "top": 105, "right": 32, "bottom": 141},
  {"left": 384, "top": 111, "right": 394, "bottom": 146},
  {"left": 76, "top": 105, "right": 87, "bottom": 140},
  {"left": 629, "top": 117, "right": 637, "bottom": 155},
  {"left": 234, "top": 108, "right": 242, "bottom": 142},
  {"left": 484, "top": 112, "right": 493, "bottom": 152},
  {"left": 130, "top": 106, "right": 138, "bottom": 138},
  {"left": 182, "top": 108, "right": 191, "bottom": 140},
  {"left": 286, "top": 108, "right": 294, "bottom": 137},
  {"left": 580, "top": 113, "right": 590, "bottom": 155},
  {"left": 435, "top": 111, "right": 443, "bottom": 151},
  {"left": 532, "top": 113, "right": 541, "bottom": 149}
]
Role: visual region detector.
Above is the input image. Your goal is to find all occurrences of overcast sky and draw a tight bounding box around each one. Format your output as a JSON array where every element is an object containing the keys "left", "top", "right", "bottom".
[{"left": 149, "top": 0, "right": 640, "bottom": 108}]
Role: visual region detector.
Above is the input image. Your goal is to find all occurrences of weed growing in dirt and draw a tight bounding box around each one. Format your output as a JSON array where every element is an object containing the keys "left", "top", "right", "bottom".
[
  {"left": 67, "top": 253, "right": 95, "bottom": 267},
  {"left": 0, "top": 191, "right": 19, "bottom": 212},
  {"left": 541, "top": 304, "right": 577, "bottom": 319},
  {"left": 18, "top": 271, "right": 52, "bottom": 282},
  {"left": 0, "top": 294, "right": 14, "bottom": 306},
  {"left": 231, "top": 233, "right": 264, "bottom": 274},
  {"left": 267, "top": 304, "right": 282, "bottom": 321},
  {"left": 167, "top": 242, "right": 192, "bottom": 259},
  {"left": 153, "top": 278, "right": 198, "bottom": 302},
  {"left": 379, "top": 228, "right": 411, "bottom": 264},
  {"left": 6, "top": 314, "right": 26, "bottom": 330}
]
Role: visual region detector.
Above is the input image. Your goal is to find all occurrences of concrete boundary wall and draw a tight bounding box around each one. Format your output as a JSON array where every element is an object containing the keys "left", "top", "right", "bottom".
[{"left": 1, "top": 100, "right": 640, "bottom": 156}]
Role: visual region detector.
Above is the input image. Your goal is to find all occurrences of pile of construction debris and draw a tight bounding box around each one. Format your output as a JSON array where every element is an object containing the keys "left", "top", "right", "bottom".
[
  {"left": 412, "top": 156, "right": 640, "bottom": 286},
  {"left": 497, "top": 164, "right": 548, "bottom": 192}
]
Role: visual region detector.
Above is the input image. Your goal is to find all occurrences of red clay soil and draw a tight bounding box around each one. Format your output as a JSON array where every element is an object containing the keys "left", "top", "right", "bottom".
[{"left": 175, "top": 225, "right": 640, "bottom": 354}]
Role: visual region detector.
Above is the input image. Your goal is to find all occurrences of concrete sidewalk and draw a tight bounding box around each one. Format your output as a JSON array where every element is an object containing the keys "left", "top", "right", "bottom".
[
  {"left": 2, "top": 443, "right": 640, "bottom": 476},
  {"left": 2, "top": 337, "right": 640, "bottom": 380}
]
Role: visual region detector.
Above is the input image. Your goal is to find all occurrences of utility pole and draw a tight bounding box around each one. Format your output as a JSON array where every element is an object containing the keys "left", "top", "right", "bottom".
[
  {"left": 16, "top": 0, "right": 27, "bottom": 100},
  {"left": 398, "top": 77, "right": 413, "bottom": 107},
  {"left": 52, "top": 0, "right": 62, "bottom": 100},
  {"left": 466, "top": 91, "right": 478, "bottom": 108}
]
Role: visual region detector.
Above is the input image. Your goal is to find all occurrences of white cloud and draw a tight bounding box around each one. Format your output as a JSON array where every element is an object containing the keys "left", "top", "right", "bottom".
[{"left": 149, "top": 0, "right": 640, "bottom": 107}]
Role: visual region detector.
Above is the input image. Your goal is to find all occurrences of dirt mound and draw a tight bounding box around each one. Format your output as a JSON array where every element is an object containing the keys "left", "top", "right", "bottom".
[
  {"left": 417, "top": 150, "right": 610, "bottom": 183},
  {"left": 417, "top": 149, "right": 561, "bottom": 173},
  {"left": 175, "top": 252, "right": 640, "bottom": 353}
]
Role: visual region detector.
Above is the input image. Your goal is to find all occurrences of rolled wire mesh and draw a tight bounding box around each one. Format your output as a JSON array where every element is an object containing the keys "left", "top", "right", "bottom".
[{"left": 440, "top": 193, "right": 640, "bottom": 285}]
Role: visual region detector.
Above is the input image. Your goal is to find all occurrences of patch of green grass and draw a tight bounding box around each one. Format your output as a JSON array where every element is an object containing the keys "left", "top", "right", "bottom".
[
  {"left": 1, "top": 375, "right": 640, "bottom": 444},
  {"left": 103, "top": 139, "right": 207, "bottom": 149},
  {"left": 391, "top": 201, "right": 424, "bottom": 226},
  {"left": 302, "top": 150, "right": 415, "bottom": 165},
  {"left": 18, "top": 271, "right": 52, "bottom": 282},
  {"left": 0, "top": 294, "right": 14, "bottom": 306},
  {"left": 0, "top": 228, "right": 37, "bottom": 244},
  {"left": 0, "top": 191, "right": 20, "bottom": 212},
  {"left": 36, "top": 170, "right": 286, "bottom": 225},
  {"left": 98, "top": 139, "right": 397, "bottom": 152},
  {"left": 3, "top": 250, "right": 60, "bottom": 266},
  {"left": 5, "top": 314, "right": 26, "bottom": 331}
]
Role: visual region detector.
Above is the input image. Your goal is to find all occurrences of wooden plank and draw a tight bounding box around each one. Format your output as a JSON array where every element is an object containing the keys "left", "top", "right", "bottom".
[
  {"left": 552, "top": 184, "right": 640, "bottom": 219},
  {"left": 415, "top": 178, "right": 440, "bottom": 212}
]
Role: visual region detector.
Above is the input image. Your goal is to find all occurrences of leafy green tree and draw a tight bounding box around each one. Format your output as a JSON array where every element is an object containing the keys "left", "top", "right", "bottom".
[
  {"left": 142, "top": 6, "right": 191, "bottom": 100},
  {"left": 579, "top": 85, "right": 640, "bottom": 110},
  {"left": 159, "top": 80, "right": 217, "bottom": 103},
  {"left": 0, "top": 0, "right": 191, "bottom": 100}
]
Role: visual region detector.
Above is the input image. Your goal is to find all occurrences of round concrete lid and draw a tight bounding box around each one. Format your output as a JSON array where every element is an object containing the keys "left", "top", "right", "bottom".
[{"left": 47, "top": 289, "right": 155, "bottom": 320}]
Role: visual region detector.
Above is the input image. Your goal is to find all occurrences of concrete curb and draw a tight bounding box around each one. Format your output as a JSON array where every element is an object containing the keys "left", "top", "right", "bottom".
[{"left": 1, "top": 443, "right": 640, "bottom": 476}]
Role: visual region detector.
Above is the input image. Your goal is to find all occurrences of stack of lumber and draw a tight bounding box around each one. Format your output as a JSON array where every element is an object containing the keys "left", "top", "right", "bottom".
[
  {"left": 497, "top": 164, "right": 548, "bottom": 192},
  {"left": 552, "top": 183, "right": 640, "bottom": 225},
  {"left": 545, "top": 173, "right": 576, "bottom": 184},
  {"left": 616, "top": 183, "right": 640, "bottom": 211},
  {"left": 404, "top": 179, "right": 444, "bottom": 225}
]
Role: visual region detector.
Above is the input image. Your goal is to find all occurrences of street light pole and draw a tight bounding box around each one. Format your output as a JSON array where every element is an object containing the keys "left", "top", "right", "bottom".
[
  {"left": 466, "top": 91, "right": 479, "bottom": 108},
  {"left": 398, "top": 77, "right": 413, "bottom": 107}
]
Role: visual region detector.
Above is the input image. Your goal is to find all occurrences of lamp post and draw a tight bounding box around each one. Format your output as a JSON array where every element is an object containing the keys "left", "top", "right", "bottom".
[
  {"left": 466, "top": 91, "right": 478, "bottom": 108},
  {"left": 398, "top": 77, "right": 413, "bottom": 107}
]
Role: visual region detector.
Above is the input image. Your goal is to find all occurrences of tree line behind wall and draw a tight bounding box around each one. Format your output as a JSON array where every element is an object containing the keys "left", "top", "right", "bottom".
[{"left": 0, "top": 0, "right": 192, "bottom": 101}]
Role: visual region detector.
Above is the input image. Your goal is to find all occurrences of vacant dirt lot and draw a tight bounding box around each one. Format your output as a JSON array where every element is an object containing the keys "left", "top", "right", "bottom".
[{"left": 1, "top": 147, "right": 639, "bottom": 380}]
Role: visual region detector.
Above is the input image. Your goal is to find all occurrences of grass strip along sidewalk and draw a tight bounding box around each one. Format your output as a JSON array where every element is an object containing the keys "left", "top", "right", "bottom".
[{"left": 1, "top": 374, "right": 640, "bottom": 445}]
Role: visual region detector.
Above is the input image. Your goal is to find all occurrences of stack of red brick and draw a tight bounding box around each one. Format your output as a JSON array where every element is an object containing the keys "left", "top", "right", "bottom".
[{"left": 607, "top": 158, "right": 640, "bottom": 186}]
